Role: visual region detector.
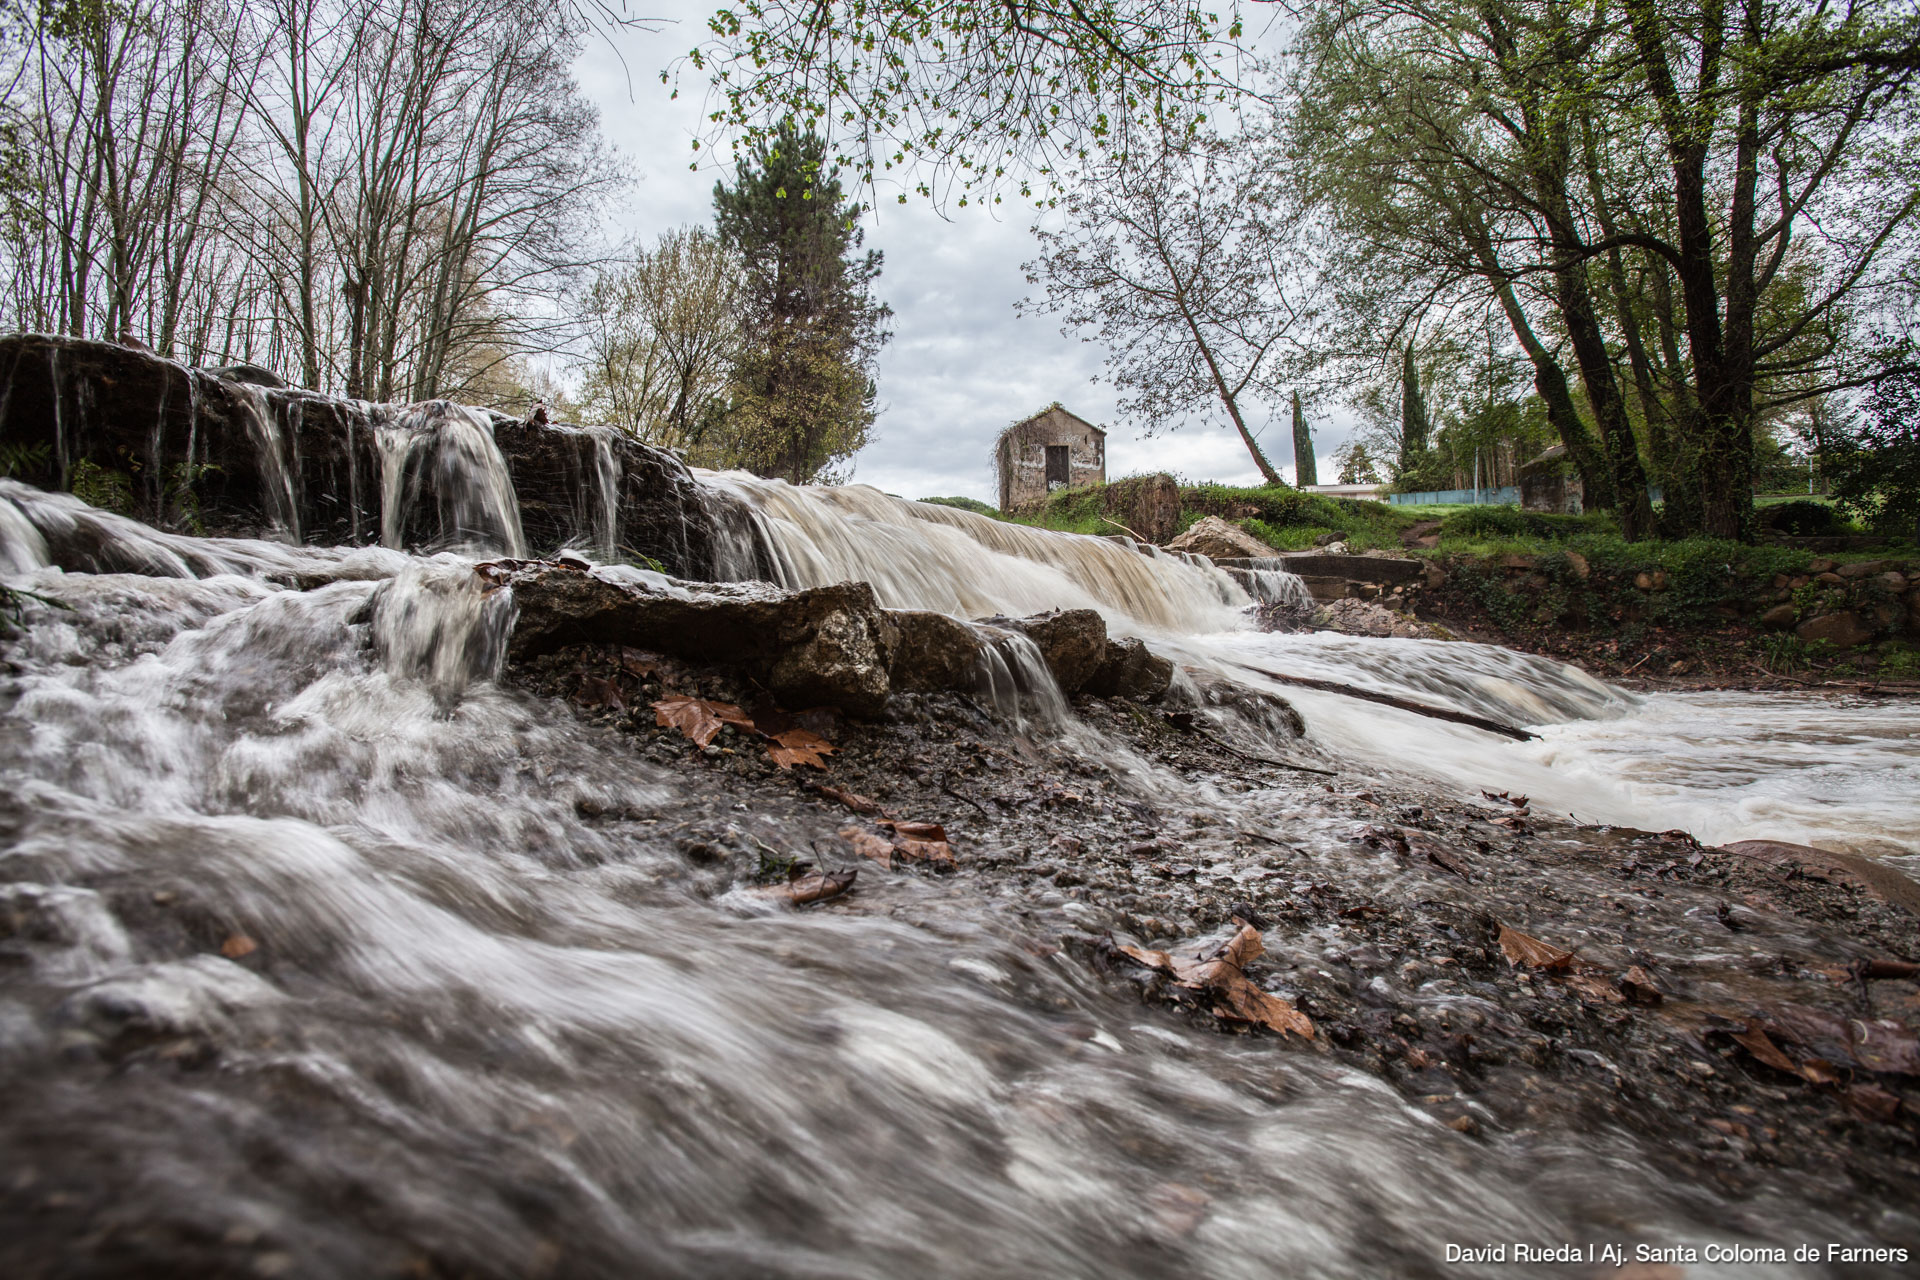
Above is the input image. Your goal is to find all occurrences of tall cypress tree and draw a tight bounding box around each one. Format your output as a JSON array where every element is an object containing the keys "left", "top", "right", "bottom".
[
  {"left": 1399, "top": 342, "right": 1432, "bottom": 476},
  {"left": 712, "top": 124, "right": 891, "bottom": 483},
  {"left": 1291, "top": 390, "right": 1317, "bottom": 487}
]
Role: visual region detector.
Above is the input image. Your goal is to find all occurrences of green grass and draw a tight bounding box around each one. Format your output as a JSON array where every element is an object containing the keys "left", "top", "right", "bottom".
[
  {"left": 996, "top": 474, "right": 1911, "bottom": 574},
  {"left": 1001, "top": 476, "right": 1418, "bottom": 550}
]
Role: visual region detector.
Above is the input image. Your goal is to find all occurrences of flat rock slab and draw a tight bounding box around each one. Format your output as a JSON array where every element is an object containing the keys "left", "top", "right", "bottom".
[
  {"left": 1723, "top": 839, "right": 1920, "bottom": 916},
  {"left": 499, "top": 563, "right": 894, "bottom": 716},
  {"left": 500, "top": 564, "right": 1177, "bottom": 715},
  {"left": 1273, "top": 553, "right": 1423, "bottom": 584}
]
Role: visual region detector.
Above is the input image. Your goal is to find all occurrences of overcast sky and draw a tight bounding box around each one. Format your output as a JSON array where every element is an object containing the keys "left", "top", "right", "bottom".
[{"left": 572, "top": 12, "right": 1359, "bottom": 506}]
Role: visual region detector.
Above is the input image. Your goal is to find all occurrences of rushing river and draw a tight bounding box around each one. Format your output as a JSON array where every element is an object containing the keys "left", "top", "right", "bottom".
[{"left": 1, "top": 475, "right": 1914, "bottom": 1278}]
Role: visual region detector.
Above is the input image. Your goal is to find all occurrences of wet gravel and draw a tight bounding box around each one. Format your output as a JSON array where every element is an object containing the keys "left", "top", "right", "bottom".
[{"left": 515, "top": 642, "right": 1920, "bottom": 1252}]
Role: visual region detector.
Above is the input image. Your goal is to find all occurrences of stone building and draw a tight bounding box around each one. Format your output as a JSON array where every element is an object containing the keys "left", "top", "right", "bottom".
[{"left": 993, "top": 403, "right": 1106, "bottom": 512}]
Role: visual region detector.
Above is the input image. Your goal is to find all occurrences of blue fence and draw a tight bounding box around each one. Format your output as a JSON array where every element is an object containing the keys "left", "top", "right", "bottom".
[{"left": 1388, "top": 486, "right": 1520, "bottom": 507}]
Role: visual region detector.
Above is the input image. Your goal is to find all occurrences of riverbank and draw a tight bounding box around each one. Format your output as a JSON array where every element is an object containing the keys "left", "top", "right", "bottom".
[{"left": 992, "top": 475, "right": 1920, "bottom": 691}]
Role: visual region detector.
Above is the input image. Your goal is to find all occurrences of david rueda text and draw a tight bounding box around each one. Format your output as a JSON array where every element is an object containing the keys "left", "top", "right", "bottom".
[{"left": 1445, "top": 1242, "right": 1909, "bottom": 1265}]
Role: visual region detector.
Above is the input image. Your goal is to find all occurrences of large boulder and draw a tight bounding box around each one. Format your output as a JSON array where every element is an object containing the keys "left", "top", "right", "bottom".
[
  {"left": 502, "top": 565, "right": 893, "bottom": 715},
  {"left": 1165, "top": 515, "right": 1274, "bottom": 561},
  {"left": 979, "top": 608, "right": 1109, "bottom": 693},
  {"left": 1795, "top": 610, "right": 1875, "bottom": 649},
  {"left": 887, "top": 610, "right": 987, "bottom": 692},
  {"left": 1083, "top": 637, "right": 1174, "bottom": 700}
]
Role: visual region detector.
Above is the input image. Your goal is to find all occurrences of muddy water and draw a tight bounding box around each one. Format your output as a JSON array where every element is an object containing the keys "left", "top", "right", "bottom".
[{"left": 0, "top": 480, "right": 1905, "bottom": 1277}]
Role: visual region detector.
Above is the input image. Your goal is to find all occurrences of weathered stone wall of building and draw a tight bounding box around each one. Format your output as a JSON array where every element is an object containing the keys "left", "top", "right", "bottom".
[{"left": 996, "top": 406, "right": 1106, "bottom": 511}]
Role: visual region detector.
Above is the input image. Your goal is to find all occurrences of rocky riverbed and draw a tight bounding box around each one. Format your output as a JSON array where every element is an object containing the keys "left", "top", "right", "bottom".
[{"left": 512, "top": 623, "right": 1920, "bottom": 1250}]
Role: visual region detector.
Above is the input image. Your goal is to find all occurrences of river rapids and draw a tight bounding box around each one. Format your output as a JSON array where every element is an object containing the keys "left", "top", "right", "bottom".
[{"left": 1, "top": 467, "right": 1916, "bottom": 1278}]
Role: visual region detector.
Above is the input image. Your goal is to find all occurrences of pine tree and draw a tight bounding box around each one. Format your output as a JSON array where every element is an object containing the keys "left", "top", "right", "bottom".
[
  {"left": 1291, "top": 390, "right": 1317, "bottom": 487},
  {"left": 712, "top": 124, "right": 891, "bottom": 483}
]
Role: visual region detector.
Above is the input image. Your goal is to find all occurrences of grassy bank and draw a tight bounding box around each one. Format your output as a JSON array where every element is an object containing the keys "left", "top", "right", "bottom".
[
  {"left": 966, "top": 475, "right": 1920, "bottom": 682},
  {"left": 993, "top": 476, "right": 1417, "bottom": 550}
]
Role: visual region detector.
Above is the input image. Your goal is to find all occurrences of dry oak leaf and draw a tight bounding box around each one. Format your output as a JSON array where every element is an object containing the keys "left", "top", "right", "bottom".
[
  {"left": 766, "top": 727, "right": 836, "bottom": 770},
  {"left": 839, "top": 826, "right": 899, "bottom": 870},
  {"left": 1496, "top": 923, "right": 1574, "bottom": 972},
  {"left": 653, "top": 696, "right": 754, "bottom": 748},
  {"left": 1119, "top": 923, "right": 1313, "bottom": 1040}
]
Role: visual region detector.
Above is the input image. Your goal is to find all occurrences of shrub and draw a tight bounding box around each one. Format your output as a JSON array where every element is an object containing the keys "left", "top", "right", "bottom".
[
  {"left": 917, "top": 495, "right": 997, "bottom": 516},
  {"left": 1443, "top": 506, "right": 1613, "bottom": 541},
  {"left": 1758, "top": 499, "right": 1843, "bottom": 536},
  {"left": 70, "top": 459, "right": 134, "bottom": 514}
]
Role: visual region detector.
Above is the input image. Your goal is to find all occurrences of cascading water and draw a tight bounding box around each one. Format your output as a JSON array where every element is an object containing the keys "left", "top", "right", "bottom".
[
  {"left": 374, "top": 402, "right": 527, "bottom": 557},
  {"left": 232, "top": 382, "right": 303, "bottom": 541},
  {"left": 1, "top": 480, "right": 1893, "bottom": 1278},
  {"left": 707, "top": 475, "right": 1920, "bottom": 862}
]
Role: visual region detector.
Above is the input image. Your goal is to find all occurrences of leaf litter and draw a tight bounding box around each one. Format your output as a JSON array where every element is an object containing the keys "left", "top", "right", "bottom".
[
  {"left": 653, "top": 696, "right": 837, "bottom": 770},
  {"left": 1118, "top": 919, "right": 1314, "bottom": 1039}
]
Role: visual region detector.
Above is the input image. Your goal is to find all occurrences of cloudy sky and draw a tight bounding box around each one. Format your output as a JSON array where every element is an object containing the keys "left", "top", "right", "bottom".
[{"left": 572, "top": 11, "right": 1358, "bottom": 506}]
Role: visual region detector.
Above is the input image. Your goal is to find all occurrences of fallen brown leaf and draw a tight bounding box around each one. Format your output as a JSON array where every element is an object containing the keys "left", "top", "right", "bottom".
[
  {"left": 617, "top": 647, "right": 660, "bottom": 677},
  {"left": 1844, "top": 1082, "right": 1904, "bottom": 1123},
  {"left": 1213, "top": 976, "right": 1316, "bottom": 1038},
  {"left": 652, "top": 696, "right": 754, "bottom": 748},
  {"left": 1118, "top": 924, "right": 1313, "bottom": 1039},
  {"left": 839, "top": 826, "right": 897, "bottom": 870},
  {"left": 1760, "top": 1004, "right": 1920, "bottom": 1075},
  {"left": 1618, "top": 966, "right": 1663, "bottom": 1005},
  {"left": 573, "top": 675, "right": 626, "bottom": 711},
  {"left": 760, "top": 866, "right": 857, "bottom": 906},
  {"left": 1797, "top": 1058, "right": 1843, "bottom": 1086},
  {"left": 1496, "top": 923, "right": 1575, "bottom": 972},
  {"left": 880, "top": 819, "right": 948, "bottom": 842},
  {"left": 1405, "top": 831, "right": 1471, "bottom": 879},
  {"left": 838, "top": 820, "right": 956, "bottom": 869},
  {"left": 1566, "top": 973, "right": 1626, "bottom": 1005},
  {"left": 1732, "top": 1023, "right": 1803, "bottom": 1074},
  {"left": 878, "top": 819, "right": 956, "bottom": 868},
  {"left": 766, "top": 728, "right": 836, "bottom": 770}
]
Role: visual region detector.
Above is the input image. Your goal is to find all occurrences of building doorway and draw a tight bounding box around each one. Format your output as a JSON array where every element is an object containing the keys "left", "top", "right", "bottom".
[{"left": 1044, "top": 445, "right": 1070, "bottom": 490}]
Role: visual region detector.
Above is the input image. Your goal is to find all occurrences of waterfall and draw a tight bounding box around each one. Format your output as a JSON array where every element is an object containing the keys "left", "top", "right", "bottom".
[
  {"left": 698, "top": 473, "right": 1266, "bottom": 635},
  {"left": 232, "top": 382, "right": 302, "bottom": 541},
  {"left": 589, "top": 427, "right": 622, "bottom": 560},
  {"left": 0, "top": 461, "right": 1911, "bottom": 1276},
  {"left": 374, "top": 402, "right": 527, "bottom": 557}
]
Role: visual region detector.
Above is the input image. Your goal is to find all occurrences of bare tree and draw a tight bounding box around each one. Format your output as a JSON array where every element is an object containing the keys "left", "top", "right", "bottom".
[
  {"left": 1022, "top": 141, "right": 1317, "bottom": 486},
  {"left": 1, "top": 0, "right": 619, "bottom": 404},
  {"left": 575, "top": 226, "right": 742, "bottom": 450}
]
